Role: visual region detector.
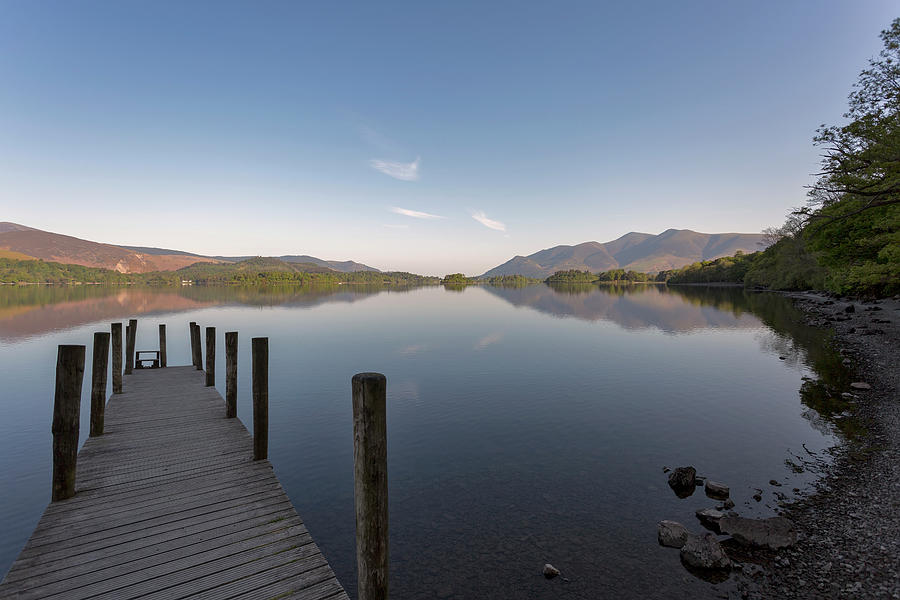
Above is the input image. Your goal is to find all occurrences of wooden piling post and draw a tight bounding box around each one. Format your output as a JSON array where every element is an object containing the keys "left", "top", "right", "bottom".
[
  {"left": 191, "top": 324, "right": 203, "bottom": 371},
  {"left": 124, "top": 324, "right": 131, "bottom": 370},
  {"left": 252, "top": 337, "right": 268, "bottom": 460},
  {"left": 52, "top": 345, "right": 85, "bottom": 501},
  {"left": 225, "top": 331, "right": 238, "bottom": 418},
  {"left": 124, "top": 319, "right": 137, "bottom": 374},
  {"left": 159, "top": 324, "right": 167, "bottom": 368},
  {"left": 89, "top": 332, "right": 110, "bottom": 437},
  {"left": 189, "top": 322, "right": 197, "bottom": 368},
  {"left": 205, "top": 327, "right": 216, "bottom": 386},
  {"left": 111, "top": 323, "right": 123, "bottom": 394},
  {"left": 352, "top": 372, "right": 389, "bottom": 600}
]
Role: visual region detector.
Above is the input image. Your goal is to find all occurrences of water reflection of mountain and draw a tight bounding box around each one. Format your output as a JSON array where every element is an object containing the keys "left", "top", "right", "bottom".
[
  {"left": 0, "top": 285, "right": 397, "bottom": 341},
  {"left": 482, "top": 284, "right": 763, "bottom": 333}
]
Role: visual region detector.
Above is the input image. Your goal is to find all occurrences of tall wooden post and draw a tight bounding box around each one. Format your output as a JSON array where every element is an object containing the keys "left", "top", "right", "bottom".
[
  {"left": 111, "top": 323, "right": 123, "bottom": 394},
  {"left": 191, "top": 324, "right": 203, "bottom": 371},
  {"left": 252, "top": 337, "right": 268, "bottom": 460},
  {"left": 352, "top": 372, "right": 389, "bottom": 600},
  {"left": 159, "top": 324, "right": 167, "bottom": 368},
  {"left": 90, "top": 332, "right": 110, "bottom": 437},
  {"left": 124, "top": 324, "right": 131, "bottom": 371},
  {"left": 189, "top": 322, "right": 197, "bottom": 368},
  {"left": 205, "top": 327, "right": 216, "bottom": 386},
  {"left": 52, "top": 345, "right": 85, "bottom": 501},
  {"left": 124, "top": 319, "right": 137, "bottom": 374},
  {"left": 225, "top": 331, "right": 238, "bottom": 418}
]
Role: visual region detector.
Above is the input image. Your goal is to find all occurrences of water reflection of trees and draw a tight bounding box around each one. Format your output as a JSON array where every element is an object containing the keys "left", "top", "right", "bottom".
[
  {"left": 732, "top": 290, "right": 855, "bottom": 438},
  {"left": 485, "top": 283, "right": 854, "bottom": 437},
  {"left": 0, "top": 284, "right": 409, "bottom": 341},
  {"left": 484, "top": 283, "right": 761, "bottom": 333},
  {"left": 0, "top": 284, "right": 119, "bottom": 309}
]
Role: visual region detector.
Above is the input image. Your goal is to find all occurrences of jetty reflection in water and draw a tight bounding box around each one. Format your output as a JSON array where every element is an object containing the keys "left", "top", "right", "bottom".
[{"left": 0, "top": 283, "right": 850, "bottom": 599}]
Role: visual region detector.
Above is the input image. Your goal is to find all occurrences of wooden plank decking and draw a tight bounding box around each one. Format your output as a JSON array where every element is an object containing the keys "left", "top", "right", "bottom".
[{"left": 0, "top": 366, "right": 350, "bottom": 600}]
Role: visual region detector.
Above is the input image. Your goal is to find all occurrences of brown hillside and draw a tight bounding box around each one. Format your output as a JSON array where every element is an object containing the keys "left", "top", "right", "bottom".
[
  {"left": 0, "top": 249, "right": 36, "bottom": 260},
  {"left": 0, "top": 227, "right": 221, "bottom": 273}
]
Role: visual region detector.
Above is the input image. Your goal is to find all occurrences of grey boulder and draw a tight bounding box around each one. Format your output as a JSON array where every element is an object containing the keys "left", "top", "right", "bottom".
[
  {"left": 680, "top": 533, "right": 732, "bottom": 570},
  {"left": 719, "top": 516, "right": 797, "bottom": 549},
  {"left": 705, "top": 480, "right": 730, "bottom": 500},
  {"left": 658, "top": 520, "right": 690, "bottom": 548},
  {"left": 668, "top": 466, "right": 697, "bottom": 498},
  {"left": 696, "top": 508, "right": 725, "bottom": 533}
]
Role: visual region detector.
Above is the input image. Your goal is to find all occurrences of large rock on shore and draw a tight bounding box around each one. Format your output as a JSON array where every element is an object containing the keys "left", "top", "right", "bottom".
[
  {"left": 705, "top": 480, "right": 730, "bottom": 500},
  {"left": 668, "top": 466, "right": 697, "bottom": 498},
  {"left": 680, "top": 533, "right": 732, "bottom": 570},
  {"left": 695, "top": 508, "right": 725, "bottom": 533},
  {"left": 719, "top": 516, "right": 797, "bottom": 549},
  {"left": 658, "top": 520, "right": 690, "bottom": 548}
]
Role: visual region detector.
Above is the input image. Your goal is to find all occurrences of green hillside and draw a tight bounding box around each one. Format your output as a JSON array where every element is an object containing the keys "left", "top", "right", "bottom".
[{"left": 0, "top": 256, "right": 440, "bottom": 286}]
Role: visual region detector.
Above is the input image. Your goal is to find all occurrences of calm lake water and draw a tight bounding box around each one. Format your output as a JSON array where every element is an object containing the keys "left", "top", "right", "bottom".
[{"left": 0, "top": 283, "right": 850, "bottom": 598}]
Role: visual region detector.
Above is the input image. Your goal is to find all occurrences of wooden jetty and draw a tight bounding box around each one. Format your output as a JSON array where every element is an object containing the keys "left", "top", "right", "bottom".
[{"left": 0, "top": 327, "right": 360, "bottom": 599}]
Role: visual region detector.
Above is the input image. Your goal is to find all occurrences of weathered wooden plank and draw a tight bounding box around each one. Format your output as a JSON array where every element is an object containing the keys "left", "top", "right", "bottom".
[
  {"left": 4, "top": 506, "right": 300, "bottom": 583},
  {"left": 1, "top": 525, "right": 311, "bottom": 600},
  {"left": 90, "top": 543, "right": 325, "bottom": 600},
  {"left": 279, "top": 578, "right": 349, "bottom": 600},
  {"left": 256, "top": 573, "right": 347, "bottom": 600},
  {"left": 0, "top": 365, "right": 348, "bottom": 599},
  {"left": 31, "top": 471, "right": 278, "bottom": 532},
  {"left": 40, "top": 460, "right": 275, "bottom": 511},
  {"left": 16, "top": 491, "right": 291, "bottom": 559},
  {"left": 26, "top": 482, "right": 285, "bottom": 545},
  {"left": 211, "top": 567, "right": 347, "bottom": 600},
  {"left": 5, "top": 528, "right": 315, "bottom": 600},
  {"left": 136, "top": 556, "right": 332, "bottom": 600}
]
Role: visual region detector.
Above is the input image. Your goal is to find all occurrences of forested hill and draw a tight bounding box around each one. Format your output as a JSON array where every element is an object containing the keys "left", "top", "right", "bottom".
[{"left": 0, "top": 256, "right": 438, "bottom": 286}]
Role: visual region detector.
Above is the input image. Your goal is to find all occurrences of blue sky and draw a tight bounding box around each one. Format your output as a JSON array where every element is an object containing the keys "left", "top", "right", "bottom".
[{"left": 1, "top": 1, "right": 896, "bottom": 274}]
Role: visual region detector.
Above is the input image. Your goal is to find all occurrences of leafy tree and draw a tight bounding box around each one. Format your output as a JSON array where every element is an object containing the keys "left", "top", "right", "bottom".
[
  {"left": 662, "top": 252, "right": 764, "bottom": 285},
  {"left": 741, "top": 19, "right": 900, "bottom": 296},
  {"left": 804, "top": 19, "right": 900, "bottom": 221},
  {"left": 545, "top": 270, "right": 597, "bottom": 283},
  {"left": 441, "top": 273, "right": 473, "bottom": 285},
  {"left": 792, "top": 18, "right": 900, "bottom": 295}
]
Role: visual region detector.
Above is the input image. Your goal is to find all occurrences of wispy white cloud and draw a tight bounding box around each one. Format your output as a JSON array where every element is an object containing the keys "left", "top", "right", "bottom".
[
  {"left": 471, "top": 210, "right": 506, "bottom": 231},
  {"left": 390, "top": 206, "right": 445, "bottom": 220},
  {"left": 370, "top": 157, "right": 420, "bottom": 181}
]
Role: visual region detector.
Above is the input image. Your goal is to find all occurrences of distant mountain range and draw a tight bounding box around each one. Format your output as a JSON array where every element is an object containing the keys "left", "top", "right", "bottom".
[
  {"left": 481, "top": 229, "right": 768, "bottom": 278},
  {"left": 0, "top": 223, "right": 380, "bottom": 274},
  {"left": 1, "top": 222, "right": 766, "bottom": 278}
]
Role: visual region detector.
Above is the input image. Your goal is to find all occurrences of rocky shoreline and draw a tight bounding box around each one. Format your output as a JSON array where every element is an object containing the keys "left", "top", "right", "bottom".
[{"left": 732, "top": 292, "right": 900, "bottom": 599}]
